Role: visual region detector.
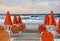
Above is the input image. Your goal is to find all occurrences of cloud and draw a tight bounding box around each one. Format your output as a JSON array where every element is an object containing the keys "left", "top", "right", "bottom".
[
  {"left": 0, "top": 0, "right": 60, "bottom": 14},
  {"left": 0, "top": 4, "right": 36, "bottom": 14}
]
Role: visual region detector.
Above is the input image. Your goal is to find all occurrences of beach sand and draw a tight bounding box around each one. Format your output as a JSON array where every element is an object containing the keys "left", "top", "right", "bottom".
[{"left": 10, "top": 33, "right": 60, "bottom": 41}]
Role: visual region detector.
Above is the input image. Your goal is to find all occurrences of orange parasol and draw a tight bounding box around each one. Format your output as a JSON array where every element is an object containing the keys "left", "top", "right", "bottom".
[
  {"left": 58, "top": 18, "right": 60, "bottom": 30},
  {"left": 0, "top": 26, "right": 4, "bottom": 30},
  {"left": 13, "top": 14, "right": 17, "bottom": 24},
  {"left": 41, "top": 32, "right": 54, "bottom": 41},
  {"left": 11, "top": 25, "right": 20, "bottom": 34},
  {"left": 38, "top": 24, "right": 47, "bottom": 33},
  {"left": 4, "top": 11, "right": 12, "bottom": 25},
  {"left": 18, "top": 23, "right": 26, "bottom": 31},
  {"left": 17, "top": 16, "right": 22, "bottom": 24},
  {"left": 49, "top": 11, "right": 56, "bottom": 26},
  {"left": 44, "top": 14, "right": 49, "bottom": 25},
  {"left": 57, "top": 18, "right": 60, "bottom": 34},
  {"left": 0, "top": 30, "right": 10, "bottom": 41}
]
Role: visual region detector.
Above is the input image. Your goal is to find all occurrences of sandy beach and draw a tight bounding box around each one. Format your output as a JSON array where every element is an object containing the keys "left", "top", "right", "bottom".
[{"left": 10, "top": 33, "right": 60, "bottom": 41}]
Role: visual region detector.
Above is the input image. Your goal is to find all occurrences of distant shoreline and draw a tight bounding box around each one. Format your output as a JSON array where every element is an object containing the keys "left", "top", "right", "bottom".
[{"left": 0, "top": 14, "right": 60, "bottom": 16}]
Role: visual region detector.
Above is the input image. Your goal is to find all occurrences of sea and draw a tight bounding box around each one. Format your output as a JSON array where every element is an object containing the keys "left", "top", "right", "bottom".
[{"left": 0, "top": 14, "right": 60, "bottom": 30}]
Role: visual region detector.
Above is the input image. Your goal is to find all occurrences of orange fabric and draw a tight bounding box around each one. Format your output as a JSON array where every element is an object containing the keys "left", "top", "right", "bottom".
[
  {"left": 57, "top": 30, "right": 60, "bottom": 34},
  {"left": 13, "top": 14, "right": 17, "bottom": 24},
  {"left": 44, "top": 14, "right": 49, "bottom": 25},
  {"left": 49, "top": 11, "right": 56, "bottom": 26},
  {"left": 0, "top": 30, "right": 10, "bottom": 41},
  {"left": 57, "top": 18, "right": 60, "bottom": 34},
  {"left": 11, "top": 25, "right": 20, "bottom": 34},
  {"left": 4, "top": 11, "right": 12, "bottom": 25},
  {"left": 38, "top": 25, "right": 47, "bottom": 33},
  {"left": 0, "top": 26, "right": 4, "bottom": 30},
  {"left": 17, "top": 16, "right": 22, "bottom": 24},
  {"left": 41, "top": 32, "right": 54, "bottom": 41},
  {"left": 57, "top": 18, "right": 60, "bottom": 30},
  {"left": 18, "top": 23, "right": 26, "bottom": 31}
]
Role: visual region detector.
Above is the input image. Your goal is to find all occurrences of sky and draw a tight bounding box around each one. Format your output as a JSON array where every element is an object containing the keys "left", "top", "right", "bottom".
[{"left": 0, "top": 0, "right": 60, "bottom": 14}]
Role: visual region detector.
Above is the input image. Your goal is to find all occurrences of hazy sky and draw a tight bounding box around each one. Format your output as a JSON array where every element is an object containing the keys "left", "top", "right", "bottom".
[{"left": 0, "top": 0, "right": 60, "bottom": 14}]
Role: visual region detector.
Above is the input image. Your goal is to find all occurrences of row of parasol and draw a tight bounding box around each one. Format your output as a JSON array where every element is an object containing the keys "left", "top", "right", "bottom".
[
  {"left": 3, "top": 11, "right": 60, "bottom": 35},
  {"left": 38, "top": 11, "right": 60, "bottom": 36},
  {"left": 38, "top": 11, "right": 60, "bottom": 41},
  {"left": 4, "top": 11, "right": 26, "bottom": 34},
  {"left": 2, "top": 11, "right": 60, "bottom": 41}
]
